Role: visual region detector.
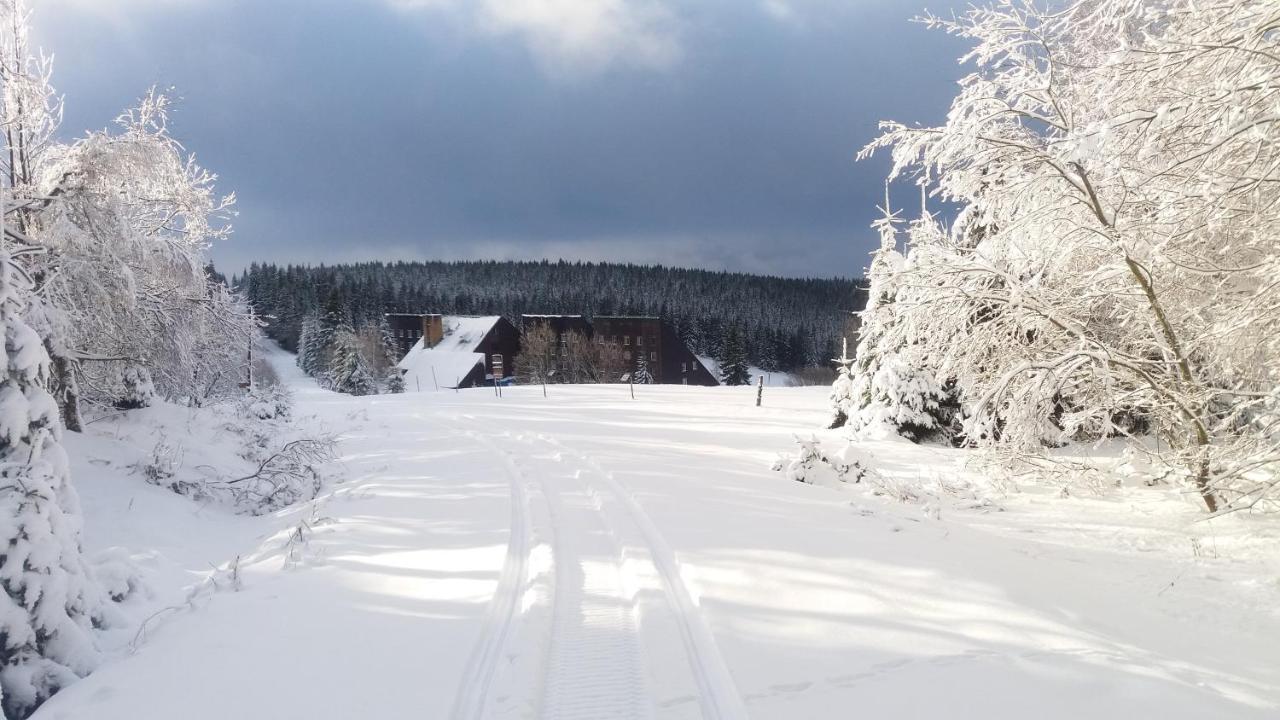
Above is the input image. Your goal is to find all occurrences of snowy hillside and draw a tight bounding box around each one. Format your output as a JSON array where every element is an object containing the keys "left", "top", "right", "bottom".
[{"left": 33, "top": 346, "right": 1280, "bottom": 719}]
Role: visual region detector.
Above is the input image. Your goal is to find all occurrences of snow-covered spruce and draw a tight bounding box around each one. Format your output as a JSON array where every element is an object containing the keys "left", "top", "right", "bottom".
[
  {"left": 859, "top": 0, "right": 1280, "bottom": 512},
  {"left": 327, "top": 326, "right": 377, "bottom": 397},
  {"left": 843, "top": 203, "right": 955, "bottom": 442},
  {"left": 0, "top": 247, "right": 109, "bottom": 719}
]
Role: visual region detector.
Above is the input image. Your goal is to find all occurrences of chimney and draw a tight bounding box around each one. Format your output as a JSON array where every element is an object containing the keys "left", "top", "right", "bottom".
[{"left": 423, "top": 314, "right": 444, "bottom": 347}]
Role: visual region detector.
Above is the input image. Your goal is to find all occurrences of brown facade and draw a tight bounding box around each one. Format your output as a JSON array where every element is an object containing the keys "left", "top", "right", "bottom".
[
  {"left": 523, "top": 314, "right": 717, "bottom": 386},
  {"left": 385, "top": 313, "right": 435, "bottom": 358}
]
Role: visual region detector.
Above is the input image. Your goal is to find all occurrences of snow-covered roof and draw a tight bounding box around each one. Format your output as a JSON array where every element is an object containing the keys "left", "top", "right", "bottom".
[
  {"left": 398, "top": 342, "right": 484, "bottom": 389},
  {"left": 696, "top": 355, "right": 796, "bottom": 386},
  {"left": 434, "top": 315, "right": 502, "bottom": 353},
  {"left": 522, "top": 314, "right": 584, "bottom": 319}
]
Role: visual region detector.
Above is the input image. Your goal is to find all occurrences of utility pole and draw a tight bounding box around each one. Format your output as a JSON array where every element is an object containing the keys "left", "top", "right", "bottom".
[{"left": 756, "top": 375, "right": 764, "bottom": 407}]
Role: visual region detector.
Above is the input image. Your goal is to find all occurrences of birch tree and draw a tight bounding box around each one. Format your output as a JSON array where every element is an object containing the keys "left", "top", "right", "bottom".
[{"left": 861, "top": 0, "right": 1280, "bottom": 512}]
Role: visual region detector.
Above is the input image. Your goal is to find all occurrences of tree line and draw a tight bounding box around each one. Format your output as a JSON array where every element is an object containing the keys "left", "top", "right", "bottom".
[{"left": 237, "top": 260, "right": 865, "bottom": 373}]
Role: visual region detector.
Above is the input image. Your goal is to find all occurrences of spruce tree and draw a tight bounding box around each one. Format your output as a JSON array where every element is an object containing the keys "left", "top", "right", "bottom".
[
  {"left": 828, "top": 338, "right": 855, "bottom": 429},
  {"left": 0, "top": 247, "right": 106, "bottom": 719},
  {"left": 297, "top": 313, "right": 325, "bottom": 379},
  {"left": 385, "top": 370, "right": 406, "bottom": 394},
  {"left": 328, "top": 326, "right": 377, "bottom": 396},
  {"left": 848, "top": 207, "right": 952, "bottom": 441},
  {"left": 717, "top": 323, "right": 751, "bottom": 386}
]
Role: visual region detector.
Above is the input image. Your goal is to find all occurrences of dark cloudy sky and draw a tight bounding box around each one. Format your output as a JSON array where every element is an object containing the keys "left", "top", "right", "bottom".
[{"left": 35, "top": 0, "right": 967, "bottom": 279}]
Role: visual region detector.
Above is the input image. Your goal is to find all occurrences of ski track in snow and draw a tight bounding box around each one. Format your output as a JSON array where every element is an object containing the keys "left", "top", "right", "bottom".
[
  {"left": 468, "top": 425, "right": 747, "bottom": 717},
  {"left": 449, "top": 430, "right": 534, "bottom": 720},
  {"left": 531, "top": 433, "right": 749, "bottom": 720},
  {"left": 537, "top": 441, "right": 654, "bottom": 720},
  {"left": 449, "top": 422, "right": 747, "bottom": 720}
]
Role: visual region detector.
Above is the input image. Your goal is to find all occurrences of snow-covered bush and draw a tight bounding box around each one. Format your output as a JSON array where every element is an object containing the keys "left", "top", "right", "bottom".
[
  {"left": 239, "top": 384, "right": 292, "bottom": 422},
  {"left": 131, "top": 390, "right": 337, "bottom": 515},
  {"left": 384, "top": 370, "right": 405, "bottom": 394},
  {"left": 216, "top": 437, "right": 334, "bottom": 513},
  {"left": 860, "top": 0, "right": 1280, "bottom": 512},
  {"left": 113, "top": 365, "right": 156, "bottom": 410},
  {"left": 772, "top": 436, "right": 866, "bottom": 487},
  {"left": 218, "top": 387, "right": 335, "bottom": 513}
]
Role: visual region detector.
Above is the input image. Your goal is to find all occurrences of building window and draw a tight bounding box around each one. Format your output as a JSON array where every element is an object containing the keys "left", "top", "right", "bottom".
[
  {"left": 624, "top": 336, "right": 631, "bottom": 346},
  {"left": 650, "top": 352, "right": 657, "bottom": 361},
  {"left": 682, "top": 362, "right": 687, "bottom": 372},
  {"left": 637, "top": 336, "right": 643, "bottom": 347}
]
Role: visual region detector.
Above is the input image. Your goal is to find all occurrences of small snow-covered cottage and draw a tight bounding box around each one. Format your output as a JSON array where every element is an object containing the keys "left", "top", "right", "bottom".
[{"left": 393, "top": 315, "right": 521, "bottom": 390}]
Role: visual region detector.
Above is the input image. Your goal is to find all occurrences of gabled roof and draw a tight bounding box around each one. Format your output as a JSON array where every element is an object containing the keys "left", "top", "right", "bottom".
[
  {"left": 397, "top": 344, "right": 483, "bottom": 389},
  {"left": 434, "top": 315, "right": 502, "bottom": 353}
]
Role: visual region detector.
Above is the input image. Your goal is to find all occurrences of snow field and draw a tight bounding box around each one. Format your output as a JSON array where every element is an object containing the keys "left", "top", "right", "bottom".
[{"left": 32, "top": 344, "right": 1280, "bottom": 719}]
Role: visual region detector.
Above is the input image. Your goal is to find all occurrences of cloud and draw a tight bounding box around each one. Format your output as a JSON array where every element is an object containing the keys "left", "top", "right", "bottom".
[
  {"left": 385, "top": 0, "right": 682, "bottom": 79},
  {"left": 34, "top": 0, "right": 207, "bottom": 33},
  {"left": 760, "top": 0, "right": 800, "bottom": 24},
  {"left": 38, "top": 0, "right": 204, "bottom": 15}
]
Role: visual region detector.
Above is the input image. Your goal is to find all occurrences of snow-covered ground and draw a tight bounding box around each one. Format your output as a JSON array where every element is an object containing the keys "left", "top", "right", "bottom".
[{"left": 34, "top": 345, "right": 1280, "bottom": 719}]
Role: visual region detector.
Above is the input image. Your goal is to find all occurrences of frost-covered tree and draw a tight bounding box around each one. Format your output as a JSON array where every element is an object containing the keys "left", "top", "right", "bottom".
[
  {"left": 0, "top": 241, "right": 106, "bottom": 718},
  {"left": 861, "top": 0, "right": 1280, "bottom": 512},
  {"left": 0, "top": 0, "right": 257, "bottom": 414},
  {"left": 34, "top": 88, "right": 255, "bottom": 407},
  {"left": 717, "top": 323, "right": 750, "bottom": 386},
  {"left": 328, "top": 326, "right": 377, "bottom": 396}
]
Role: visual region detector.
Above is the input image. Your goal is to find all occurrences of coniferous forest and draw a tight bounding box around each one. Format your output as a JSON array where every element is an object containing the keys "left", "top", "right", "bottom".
[{"left": 238, "top": 260, "right": 866, "bottom": 372}]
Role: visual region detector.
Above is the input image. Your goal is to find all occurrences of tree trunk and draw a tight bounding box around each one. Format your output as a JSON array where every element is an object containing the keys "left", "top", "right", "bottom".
[{"left": 48, "top": 351, "right": 83, "bottom": 432}]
